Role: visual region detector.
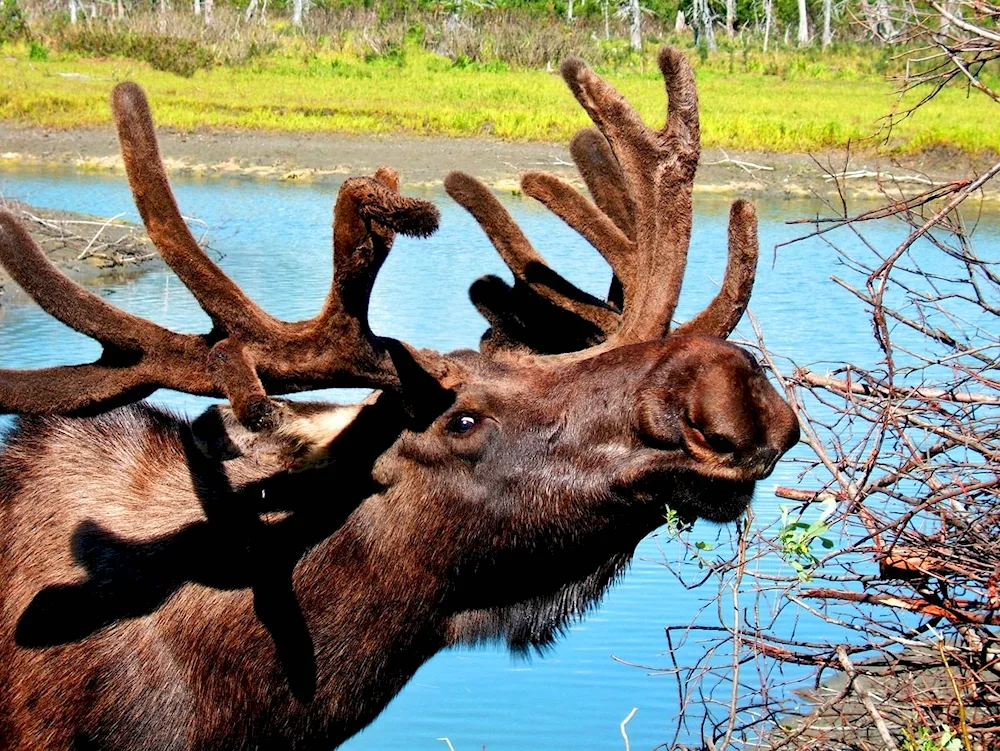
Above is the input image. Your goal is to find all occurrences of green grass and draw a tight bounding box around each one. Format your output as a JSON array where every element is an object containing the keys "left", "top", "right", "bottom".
[{"left": 0, "top": 43, "right": 995, "bottom": 155}]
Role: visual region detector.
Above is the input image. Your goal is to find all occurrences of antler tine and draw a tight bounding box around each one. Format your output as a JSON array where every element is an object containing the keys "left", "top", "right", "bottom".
[
  {"left": 112, "top": 83, "right": 275, "bottom": 336},
  {"left": 114, "top": 81, "right": 446, "bottom": 427},
  {"left": 0, "top": 211, "right": 213, "bottom": 414},
  {"left": 568, "top": 129, "right": 635, "bottom": 241},
  {"left": 0, "top": 211, "right": 172, "bottom": 350},
  {"left": 322, "top": 167, "right": 437, "bottom": 332},
  {"left": 201, "top": 167, "right": 443, "bottom": 428},
  {"left": 1, "top": 82, "right": 446, "bottom": 425},
  {"left": 672, "top": 199, "right": 759, "bottom": 338},
  {"left": 444, "top": 171, "right": 618, "bottom": 343},
  {"left": 468, "top": 274, "right": 607, "bottom": 354},
  {"left": 560, "top": 47, "right": 700, "bottom": 343},
  {"left": 518, "top": 171, "right": 632, "bottom": 298},
  {"left": 568, "top": 128, "right": 634, "bottom": 309}
]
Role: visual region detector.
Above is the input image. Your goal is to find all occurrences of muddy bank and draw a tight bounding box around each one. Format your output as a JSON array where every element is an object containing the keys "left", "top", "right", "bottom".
[
  {"left": 0, "top": 200, "right": 164, "bottom": 307},
  {"left": 2, "top": 123, "right": 998, "bottom": 201}
]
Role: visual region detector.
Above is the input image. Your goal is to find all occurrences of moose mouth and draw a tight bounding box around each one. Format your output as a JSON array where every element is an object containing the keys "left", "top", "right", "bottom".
[{"left": 637, "top": 471, "right": 757, "bottom": 526}]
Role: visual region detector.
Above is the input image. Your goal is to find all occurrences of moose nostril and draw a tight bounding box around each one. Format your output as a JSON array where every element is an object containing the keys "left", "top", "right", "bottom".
[
  {"left": 757, "top": 447, "right": 781, "bottom": 474},
  {"left": 704, "top": 432, "right": 737, "bottom": 454},
  {"left": 684, "top": 415, "right": 740, "bottom": 455}
]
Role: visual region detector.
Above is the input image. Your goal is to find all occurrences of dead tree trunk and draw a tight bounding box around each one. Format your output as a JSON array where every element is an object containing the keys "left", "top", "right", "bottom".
[
  {"left": 694, "top": 0, "right": 717, "bottom": 50},
  {"left": 797, "top": 0, "right": 810, "bottom": 44},
  {"left": 822, "top": 0, "right": 832, "bottom": 46},
  {"left": 628, "top": 0, "right": 642, "bottom": 51},
  {"left": 763, "top": 0, "right": 773, "bottom": 50}
]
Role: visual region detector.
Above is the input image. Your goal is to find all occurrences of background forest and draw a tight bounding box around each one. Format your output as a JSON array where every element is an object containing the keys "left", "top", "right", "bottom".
[{"left": 0, "top": 0, "right": 992, "bottom": 72}]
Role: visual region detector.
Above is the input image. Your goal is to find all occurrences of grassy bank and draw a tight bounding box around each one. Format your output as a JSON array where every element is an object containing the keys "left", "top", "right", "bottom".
[{"left": 0, "top": 41, "right": 994, "bottom": 155}]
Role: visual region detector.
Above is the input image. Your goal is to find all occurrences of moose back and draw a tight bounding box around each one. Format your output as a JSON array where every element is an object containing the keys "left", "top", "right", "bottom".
[{"left": 0, "top": 47, "right": 798, "bottom": 750}]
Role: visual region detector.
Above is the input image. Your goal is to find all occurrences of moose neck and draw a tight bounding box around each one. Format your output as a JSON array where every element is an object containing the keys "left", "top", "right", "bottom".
[{"left": 284, "top": 509, "right": 450, "bottom": 745}]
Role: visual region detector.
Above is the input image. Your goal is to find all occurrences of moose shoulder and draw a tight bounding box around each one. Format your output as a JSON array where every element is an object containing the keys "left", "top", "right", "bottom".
[{"left": 0, "top": 47, "right": 799, "bottom": 750}]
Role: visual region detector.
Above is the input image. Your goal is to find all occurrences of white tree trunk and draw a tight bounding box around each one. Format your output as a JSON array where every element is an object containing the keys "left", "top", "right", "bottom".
[
  {"left": 695, "top": 0, "right": 716, "bottom": 50},
  {"left": 566, "top": 0, "right": 573, "bottom": 22},
  {"left": 628, "top": 0, "right": 641, "bottom": 51},
  {"left": 726, "top": 0, "right": 735, "bottom": 37},
  {"left": 822, "top": 0, "right": 832, "bottom": 46},
  {"left": 797, "top": 0, "right": 809, "bottom": 44},
  {"left": 675, "top": 8, "right": 686, "bottom": 31},
  {"left": 876, "top": 0, "right": 896, "bottom": 40},
  {"left": 193, "top": 0, "right": 200, "bottom": 14},
  {"left": 292, "top": 0, "right": 303, "bottom": 26},
  {"left": 603, "top": 0, "right": 610, "bottom": 38},
  {"left": 763, "top": 0, "right": 772, "bottom": 50},
  {"left": 69, "top": 0, "right": 77, "bottom": 23},
  {"left": 937, "top": 0, "right": 956, "bottom": 35}
]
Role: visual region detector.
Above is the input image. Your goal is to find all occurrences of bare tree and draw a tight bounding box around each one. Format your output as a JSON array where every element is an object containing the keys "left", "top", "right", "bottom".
[
  {"left": 797, "top": 0, "right": 810, "bottom": 44},
  {"left": 694, "top": 0, "right": 717, "bottom": 50},
  {"left": 860, "top": 0, "right": 898, "bottom": 41},
  {"left": 763, "top": 0, "right": 774, "bottom": 51},
  {"left": 822, "top": 0, "right": 833, "bottom": 46},
  {"left": 628, "top": 0, "right": 641, "bottom": 51}
]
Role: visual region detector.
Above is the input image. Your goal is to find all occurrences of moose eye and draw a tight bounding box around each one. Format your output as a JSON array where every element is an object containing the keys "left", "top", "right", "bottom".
[{"left": 446, "top": 412, "right": 480, "bottom": 436}]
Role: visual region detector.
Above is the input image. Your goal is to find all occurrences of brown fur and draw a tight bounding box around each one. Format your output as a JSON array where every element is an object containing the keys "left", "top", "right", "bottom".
[
  {"left": 0, "top": 46, "right": 800, "bottom": 749},
  {"left": 0, "top": 338, "right": 798, "bottom": 750}
]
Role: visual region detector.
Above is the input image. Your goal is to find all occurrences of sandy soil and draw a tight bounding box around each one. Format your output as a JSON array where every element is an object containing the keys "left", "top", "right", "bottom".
[{"left": 2, "top": 123, "right": 998, "bottom": 201}]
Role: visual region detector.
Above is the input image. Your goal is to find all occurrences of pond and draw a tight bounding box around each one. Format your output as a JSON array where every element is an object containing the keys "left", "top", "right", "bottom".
[{"left": 2, "top": 166, "right": 998, "bottom": 750}]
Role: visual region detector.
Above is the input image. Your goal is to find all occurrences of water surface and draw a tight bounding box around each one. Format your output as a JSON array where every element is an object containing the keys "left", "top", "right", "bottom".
[{"left": 2, "top": 167, "right": 997, "bottom": 750}]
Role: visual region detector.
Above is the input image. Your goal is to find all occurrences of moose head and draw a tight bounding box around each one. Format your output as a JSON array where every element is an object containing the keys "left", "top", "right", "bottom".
[{"left": 0, "top": 47, "right": 798, "bottom": 750}]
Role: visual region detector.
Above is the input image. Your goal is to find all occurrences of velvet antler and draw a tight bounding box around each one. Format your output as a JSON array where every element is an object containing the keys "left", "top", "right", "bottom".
[
  {"left": 0, "top": 84, "right": 441, "bottom": 428},
  {"left": 449, "top": 47, "right": 759, "bottom": 355}
]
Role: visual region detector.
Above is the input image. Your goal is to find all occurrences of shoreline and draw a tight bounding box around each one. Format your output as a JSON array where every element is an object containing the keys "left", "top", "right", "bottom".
[
  {"left": 0, "top": 200, "right": 163, "bottom": 307},
  {"left": 3, "top": 123, "right": 998, "bottom": 202}
]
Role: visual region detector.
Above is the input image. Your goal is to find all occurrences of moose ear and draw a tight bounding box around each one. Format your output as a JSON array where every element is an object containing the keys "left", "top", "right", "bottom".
[{"left": 191, "top": 399, "right": 365, "bottom": 475}]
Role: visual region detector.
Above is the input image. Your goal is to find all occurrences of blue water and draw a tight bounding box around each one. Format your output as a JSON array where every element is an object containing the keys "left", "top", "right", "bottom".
[{"left": 2, "top": 166, "right": 997, "bottom": 750}]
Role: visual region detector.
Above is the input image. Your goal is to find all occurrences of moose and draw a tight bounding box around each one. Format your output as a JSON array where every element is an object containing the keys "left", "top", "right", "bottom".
[{"left": 0, "top": 47, "right": 798, "bottom": 750}]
